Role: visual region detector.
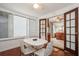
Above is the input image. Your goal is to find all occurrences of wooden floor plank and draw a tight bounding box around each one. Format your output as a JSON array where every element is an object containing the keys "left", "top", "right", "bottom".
[{"left": 51, "top": 47, "right": 74, "bottom": 56}]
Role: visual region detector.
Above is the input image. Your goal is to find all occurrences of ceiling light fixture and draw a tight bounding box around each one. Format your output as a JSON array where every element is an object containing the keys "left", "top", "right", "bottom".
[{"left": 33, "top": 3, "right": 39, "bottom": 9}]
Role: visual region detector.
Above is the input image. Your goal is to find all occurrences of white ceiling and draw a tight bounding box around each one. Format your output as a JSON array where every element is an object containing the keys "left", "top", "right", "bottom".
[{"left": 0, "top": 3, "right": 74, "bottom": 17}]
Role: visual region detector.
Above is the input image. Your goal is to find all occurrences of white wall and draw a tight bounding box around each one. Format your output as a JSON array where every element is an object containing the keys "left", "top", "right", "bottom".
[
  {"left": 8, "top": 14, "right": 14, "bottom": 37},
  {"left": 0, "top": 5, "right": 37, "bottom": 21},
  {"left": 26, "top": 18, "right": 29, "bottom": 38},
  {"left": 35, "top": 19, "right": 39, "bottom": 37},
  {"left": 29, "top": 20, "right": 35, "bottom": 37},
  {"left": 0, "top": 39, "right": 21, "bottom": 52}
]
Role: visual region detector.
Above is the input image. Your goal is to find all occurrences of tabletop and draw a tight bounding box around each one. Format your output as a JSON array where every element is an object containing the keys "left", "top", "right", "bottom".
[{"left": 23, "top": 38, "right": 48, "bottom": 46}]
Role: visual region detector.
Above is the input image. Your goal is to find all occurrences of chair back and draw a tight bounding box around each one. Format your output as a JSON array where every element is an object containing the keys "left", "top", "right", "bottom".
[
  {"left": 44, "top": 41, "right": 53, "bottom": 56},
  {"left": 20, "top": 40, "right": 30, "bottom": 53}
]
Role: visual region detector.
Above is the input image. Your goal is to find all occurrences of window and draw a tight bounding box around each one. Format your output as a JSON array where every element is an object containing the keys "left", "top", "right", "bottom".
[
  {"left": 0, "top": 11, "right": 36, "bottom": 39},
  {"left": 13, "top": 16, "right": 26, "bottom": 37}
]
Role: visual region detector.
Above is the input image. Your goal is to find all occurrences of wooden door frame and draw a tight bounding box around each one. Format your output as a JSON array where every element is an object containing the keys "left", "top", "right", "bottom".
[{"left": 64, "top": 8, "right": 78, "bottom": 56}]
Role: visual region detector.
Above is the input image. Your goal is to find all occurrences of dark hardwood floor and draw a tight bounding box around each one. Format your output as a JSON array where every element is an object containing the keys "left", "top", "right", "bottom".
[
  {"left": 0, "top": 47, "right": 74, "bottom": 56},
  {"left": 22, "top": 47, "right": 74, "bottom": 56},
  {"left": 0, "top": 47, "right": 21, "bottom": 56},
  {"left": 51, "top": 47, "right": 74, "bottom": 56}
]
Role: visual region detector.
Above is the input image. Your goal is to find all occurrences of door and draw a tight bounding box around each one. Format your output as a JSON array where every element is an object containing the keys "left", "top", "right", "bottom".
[
  {"left": 39, "top": 19, "right": 46, "bottom": 39},
  {"left": 64, "top": 8, "right": 78, "bottom": 55}
]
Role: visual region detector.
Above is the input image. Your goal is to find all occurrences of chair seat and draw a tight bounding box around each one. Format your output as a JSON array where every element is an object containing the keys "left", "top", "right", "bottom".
[
  {"left": 34, "top": 41, "right": 53, "bottom": 56},
  {"left": 23, "top": 47, "right": 36, "bottom": 55},
  {"left": 34, "top": 48, "right": 46, "bottom": 56}
]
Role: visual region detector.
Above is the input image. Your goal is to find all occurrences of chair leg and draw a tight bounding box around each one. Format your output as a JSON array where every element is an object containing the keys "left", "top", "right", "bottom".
[
  {"left": 33, "top": 53, "right": 35, "bottom": 56},
  {"left": 33, "top": 53, "right": 38, "bottom": 56}
]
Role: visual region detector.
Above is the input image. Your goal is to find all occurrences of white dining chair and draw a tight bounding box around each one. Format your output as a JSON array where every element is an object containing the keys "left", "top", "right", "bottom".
[
  {"left": 34, "top": 41, "right": 53, "bottom": 56},
  {"left": 20, "top": 41, "right": 36, "bottom": 55}
]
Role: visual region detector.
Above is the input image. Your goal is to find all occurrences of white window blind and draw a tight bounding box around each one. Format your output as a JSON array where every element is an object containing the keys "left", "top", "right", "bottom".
[{"left": 13, "top": 16, "right": 26, "bottom": 37}]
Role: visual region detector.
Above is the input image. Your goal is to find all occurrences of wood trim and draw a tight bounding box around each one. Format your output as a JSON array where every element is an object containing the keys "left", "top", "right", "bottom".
[
  {"left": 0, "top": 47, "right": 21, "bottom": 56},
  {"left": 64, "top": 8, "right": 78, "bottom": 15},
  {"left": 64, "top": 8, "right": 78, "bottom": 56},
  {"left": 45, "top": 19, "right": 47, "bottom": 40},
  {"left": 39, "top": 19, "right": 41, "bottom": 38},
  {"left": 75, "top": 8, "right": 78, "bottom": 56},
  {"left": 64, "top": 13, "right": 66, "bottom": 50}
]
